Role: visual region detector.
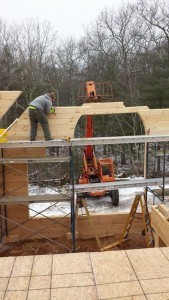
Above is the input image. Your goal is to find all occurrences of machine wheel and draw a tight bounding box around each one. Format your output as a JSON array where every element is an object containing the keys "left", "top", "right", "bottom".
[{"left": 109, "top": 190, "right": 119, "bottom": 206}]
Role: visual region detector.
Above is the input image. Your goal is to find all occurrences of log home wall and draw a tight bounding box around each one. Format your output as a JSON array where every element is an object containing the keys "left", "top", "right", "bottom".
[
  {"left": 1, "top": 148, "right": 46, "bottom": 241},
  {"left": 1, "top": 91, "right": 169, "bottom": 242},
  {"left": 6, "top": 212, "right": 144, "bottom": 242}
]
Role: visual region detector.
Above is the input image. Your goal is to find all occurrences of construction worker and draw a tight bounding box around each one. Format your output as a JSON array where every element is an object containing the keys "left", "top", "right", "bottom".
[{"left": 28, "top": 92, "right": 56, "bottom": 141}]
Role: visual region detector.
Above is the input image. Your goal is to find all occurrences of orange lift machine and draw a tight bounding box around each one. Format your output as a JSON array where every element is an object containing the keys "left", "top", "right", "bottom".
[{"left": 78, "top": 81, "right": 119, "bottom": 206}]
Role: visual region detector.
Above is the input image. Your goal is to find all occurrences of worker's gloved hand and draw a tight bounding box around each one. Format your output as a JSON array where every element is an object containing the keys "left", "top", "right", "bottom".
[{"left": 50, "top": 107, "right": 55, "bottom": 114}]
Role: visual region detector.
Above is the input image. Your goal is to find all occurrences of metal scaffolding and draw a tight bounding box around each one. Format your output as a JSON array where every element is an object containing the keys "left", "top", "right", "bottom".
[
  {"left": 1, "top": 134, "right": 169, "bottom": 254},
  {"left": 0, "top": 143, "right": 74, "bottom": 254}
]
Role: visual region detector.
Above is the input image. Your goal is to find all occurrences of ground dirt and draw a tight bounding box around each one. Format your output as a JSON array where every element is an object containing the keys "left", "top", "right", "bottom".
[{"left": 0, "top": 232, "right": 159, "bottom": 257}]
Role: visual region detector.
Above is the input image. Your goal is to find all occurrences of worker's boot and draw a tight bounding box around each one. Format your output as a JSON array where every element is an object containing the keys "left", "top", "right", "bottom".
[{"left": 45, "top": 138, "right": 53, "bottom": 141}]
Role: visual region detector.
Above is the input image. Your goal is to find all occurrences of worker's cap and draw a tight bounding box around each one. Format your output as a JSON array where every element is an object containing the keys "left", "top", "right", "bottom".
[{"left": 49, "top": 91, "right": 56, "bottom": 100}]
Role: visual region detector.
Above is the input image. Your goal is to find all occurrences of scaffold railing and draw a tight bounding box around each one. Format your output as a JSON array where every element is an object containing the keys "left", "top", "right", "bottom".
[{"left": 1, "top": 134, "right": 169, "bottom": 148}]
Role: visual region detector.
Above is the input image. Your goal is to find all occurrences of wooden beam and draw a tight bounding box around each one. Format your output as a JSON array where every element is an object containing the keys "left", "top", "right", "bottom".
[
  {"left": 0, "top": 91, "right": 22, "bottom": 101},
  {"left": 0, "top": 157, "right": 70, "bottom": 163},
  {"left": 0, "top": 194, "right": 71, "bottom": 204},
  {"left": 0, "top": 91, "right": 22, "bottom": 119},
  {"left": 151, "top": 188, "right": 169, "bottom": 196},
  {"left": 6, "top": 102, "right": 169, "bottom": 140},
  {"left": 151, "top": 206, "right": 169, "bottom": 246},
  {"left": 158, "top": 204, "right": 169, "bottom": 220},
  {"left": 5, "top": 212, "right": 143, "bottom": 241}
]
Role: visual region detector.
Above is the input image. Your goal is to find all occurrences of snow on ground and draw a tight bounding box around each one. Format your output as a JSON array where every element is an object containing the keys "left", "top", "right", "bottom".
[
  {"left": 29, "top": 185, "right": 71, "bottom": 217},
  {"left": 29, "top": 179, "right": 169, "bottom": 217}
]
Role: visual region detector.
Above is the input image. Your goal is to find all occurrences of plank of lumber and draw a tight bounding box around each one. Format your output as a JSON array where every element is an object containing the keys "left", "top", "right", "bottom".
[
  {"left": 3, "top": 103, "right": 136, "bottom": 142},
  {"left": 4, "top": 163, "right": 28, "bottom": 196},
  {"left": 158, "top": 204, "right": 169, "bottom": 220},
  {"left": 0, "top": 91, "right": 22, "bottom": 119},
  {"left": 0, "top": 102, "right": 18, "bottom": 108},
  {"left": 6, "top": 204, "right": 29, "bottom": 222},
  {"left": 142, "top": 121, "right": 169, "bottom": 128},
  {"left": 82, "top": 102, "right": 125, "bottom": 108},
  {"left": 0, "top": 194, "right": 71, "bottom": 204},
  {"left": 7, "top": 132, "right": 74, "bottom": 140},
  {"left": 81, "top": 107, "right": 149, "bottom": 115},
  {"left": 3, "top": 148, "right": 46, "bottom": 158},
  {"left": 140, "top": 108, "right": 169, "bottom": 116},
  {"left": 13, "top": 125, "right": 75, "bottom": 132},
  {"left": 5, "top": 102, "right": 169, "bottom": 140},
  {"left": 20, "top": 118, "right": 77, "bottom": 125},
  {"left": 143, "top": 115, "right": 169, "bottom": 122},
  {"left": 0, "top": 91, "right": 22, "bottom": 100},
  {"left": 154, "top": 232, "right": 160, "bottom": 247},
  {"left": 5, "top": 184, "right": 28, "bottom": 196},
  {"left": 152, "top": 188, "right": 169, "bottom": 196},
  {"left": 151, "top": 206, "right": 169, "bottom": 246},
  {"left": 149, "top": 127, "right": 169, "bottom": 134},
  {"left": 76, "top": 212, "right": 143, "bottom": 224},
  {"left": 4, "top": 211, "right": 143, "bottom": 240},
  {"left": 0, "top": 157, "right": 70, "bottom": 163},
  {"left": 100, "top": 239, "right": 127, "bottom": 251}
]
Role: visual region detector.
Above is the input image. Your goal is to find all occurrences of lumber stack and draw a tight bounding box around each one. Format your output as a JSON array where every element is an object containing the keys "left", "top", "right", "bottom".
[
  {"left": 0, "top": 90, "right": 169, "bottom": 140},
  {"left": 6, "top": 101, "right": 169, "bottom": 140},
  {"left": 5, "top": 212, "right": 144, "bottom": 242},
  {"left": 151, "top": 204, "right": 169, "bottom": 247}
]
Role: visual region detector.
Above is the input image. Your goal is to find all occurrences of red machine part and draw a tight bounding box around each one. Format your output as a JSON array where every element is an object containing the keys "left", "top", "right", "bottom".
[{"left": 78, "top": 81, "right": 119, "bottom": 206}]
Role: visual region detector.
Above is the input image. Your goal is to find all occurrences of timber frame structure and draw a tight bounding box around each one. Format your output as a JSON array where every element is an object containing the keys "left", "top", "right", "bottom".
[{"left": 1, "top": 91, "right": 169, "bottom": 253}]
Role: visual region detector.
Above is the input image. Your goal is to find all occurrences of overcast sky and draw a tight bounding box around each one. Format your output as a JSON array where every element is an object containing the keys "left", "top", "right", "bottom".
[{"left": 0, "top": 0, "right": 135, "bottom": 38}]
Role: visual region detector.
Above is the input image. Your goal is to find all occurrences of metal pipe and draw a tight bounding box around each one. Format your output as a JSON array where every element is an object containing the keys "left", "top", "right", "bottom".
[
  {"left": 70, "top": 146, "right": 76, "bottom": 253},
  {"left": 162, "top": 143, "right": 166, "bottom": 202}
]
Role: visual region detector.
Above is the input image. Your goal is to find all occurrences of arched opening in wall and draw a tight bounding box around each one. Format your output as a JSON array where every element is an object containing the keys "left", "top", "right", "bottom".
[{"left": 74, "top": 113, "right": 145, "bottom": 179}]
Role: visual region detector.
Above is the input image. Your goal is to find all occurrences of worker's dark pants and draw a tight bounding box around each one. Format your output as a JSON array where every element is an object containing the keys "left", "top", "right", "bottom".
[{"left": 29, "top": 109, "right": 52, "bottom": 140}]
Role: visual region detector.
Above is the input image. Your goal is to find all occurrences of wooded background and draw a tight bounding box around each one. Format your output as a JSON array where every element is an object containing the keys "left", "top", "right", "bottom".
[{"left": 0, "top": 0, "right": 169, "bottom": 176}]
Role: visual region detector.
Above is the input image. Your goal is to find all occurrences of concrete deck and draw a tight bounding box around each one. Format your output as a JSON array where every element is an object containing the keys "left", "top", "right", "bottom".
[{"left": 0, "top": 248, "right": 169, "bottom": 299}]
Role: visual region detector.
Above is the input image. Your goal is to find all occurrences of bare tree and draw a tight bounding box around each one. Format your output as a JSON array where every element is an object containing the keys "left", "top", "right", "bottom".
[
  {"left": 55, "top": 37, "right": 82, "bottom": 105},
  {"left": 11, "top": 19, "right": 58, "bottom": 104},
  {"left": 138, "top": 0, "right": 169, "bottom": 59},
  {"left": 0, "top": 20, "right": 16, "bottom": 90},
  {"left": 136, "top": 0, "right": 169, "bottom": 109}
]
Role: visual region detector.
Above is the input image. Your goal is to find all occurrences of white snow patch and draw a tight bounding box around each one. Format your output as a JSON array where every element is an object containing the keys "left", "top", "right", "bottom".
[{"left": 29, "top": 180, "right": 169, "bottom": 217}]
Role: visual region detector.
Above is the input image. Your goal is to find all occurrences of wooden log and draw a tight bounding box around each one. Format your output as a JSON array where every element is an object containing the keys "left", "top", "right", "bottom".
[
  {"left": 0, "top": 194, "right": 71, "bottom": 204},
  {"left": 154, "top": 233, "right": 160, "bottom": 247},
  {"left": 9, "top": 103, "right": 169, "bottom": 141},
  {"left": 0, "top": 91, "right": 22, "bottom": 118},
  {"left": 3, "top": 148, "right": 46, "bottom": 158},
  {"left": 0, "top": 91, "right": 22, "bottom": 101},
  {"left": 151, "top": 206, "right": 169, "bottom": 246},
  {"left": 3, "top": 212, "right": 144, "bottom": 241},
  {"left": 158, "top": 204, "right": 169, "bottom": 220}
]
